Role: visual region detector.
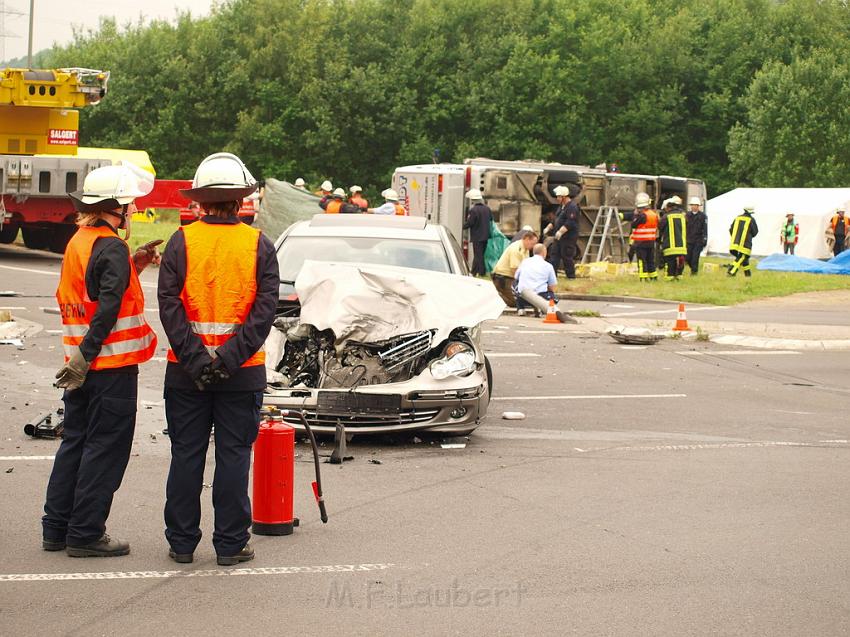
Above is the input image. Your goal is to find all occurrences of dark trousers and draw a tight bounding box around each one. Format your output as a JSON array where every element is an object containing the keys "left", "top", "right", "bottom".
[
  {"left": 834, "top": 237, "right": 845, "bottom": 257},
  {"left": 664, "top": 254, "right": 685, "bottom": 279},
  {"left": 686, "top": 242, "right": 702, "bottom": 273},
  {"left": 492, "top": 273, "right": 516, "bottom": 308},
  {"left": 634, "top": 243, "right": 657, "bottom": 280},
  {"left": 556, "top": 238, "right": 577, "bottom": 279},
  {"left": 729, "top": 250, "right": 751, "bottom": 276},
  {"left": 783, "top": 242, "right": 795, "bottom": 255},
  {"left": 164, "top": 388, "right": 261, "bottom": 556},
  {"left": 42, "top": 372, "right": 138, "bottom": 545},
  {"left": 470, "top": 240, "right": 487, "bottom": 276},
  {"left": 516, "top": 289, "right": 554, "bottom": 312}
]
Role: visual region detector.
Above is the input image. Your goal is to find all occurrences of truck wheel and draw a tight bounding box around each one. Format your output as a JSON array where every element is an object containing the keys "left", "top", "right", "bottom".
[
  {"left": 48, "top": 225, "right": 76, "bottom": 254},
  {"left": 0, "top": 221, "right": 19, "bottom": 244},
  {"left": 21, "top": 227, "right": 50, "bottom": 250}
]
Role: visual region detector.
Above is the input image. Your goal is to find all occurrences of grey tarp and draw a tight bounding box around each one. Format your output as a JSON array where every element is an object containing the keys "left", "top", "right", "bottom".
[{"left": 256, "top": 178, "right": 322, "bottom": 241}]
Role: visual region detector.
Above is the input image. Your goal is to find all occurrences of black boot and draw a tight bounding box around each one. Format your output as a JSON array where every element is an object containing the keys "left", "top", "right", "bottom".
[
  {"left": 42, "top": 538, "right": 66, "bottom": 551},
  {"left": 66, "top": 534, "right": 130, "bottom": 557},
  {"left": 217, "top": 543, "right": 255, "bottom": 566},
  {"left": 169, "top": 549, "right": 193, "bottom": 564}
]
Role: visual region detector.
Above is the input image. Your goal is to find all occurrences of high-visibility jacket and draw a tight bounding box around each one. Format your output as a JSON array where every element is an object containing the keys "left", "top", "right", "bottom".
[
  {"left": 781, "top": 221, "right": 799, "bottom": 244},
  {"left": 660, "top": 211, "right": 687, "bottom": 256},
  {"left": 56, "top": 226, "right": 156, "bottom": 370},
  {"left": 325, "top": 199, "right": 343, "bottom": 214},
  {"left": 831, "top": 213, "right": 848, "bottom": 235},
  {"left": 631, "top": 209, "right": 658, "bottom": 242},
  {"left": 166, "top": 221, "right": 264, "bottom": 367},
  {"left": 730, "top": 213, "right": 758, "bottom": 255},
  {"left": 350, "top": 195, "right": 369, "bottom": 210},
  {"left": 394, "top": 203, "right": 407, "bottom": 216}
]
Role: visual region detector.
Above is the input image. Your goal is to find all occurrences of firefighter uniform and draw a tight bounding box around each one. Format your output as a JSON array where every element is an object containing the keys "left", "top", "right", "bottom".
[
  {"left": 160, "top": 153, "right": 278, "bottom": 564},
  {"left": 658, "top": 206, "right": 687, "bottom": 280},
  {"left": 830, "top": 211, "right": 848, "bottom": 257},
  {"left": 630, "top": 208, "right": 659, "bottom": 281},
  {"left": 44, "top": 223, "right": 156, "bottom": 553},
  {"left": 728, "top": 208, "right": 759, "bottom": 276}
]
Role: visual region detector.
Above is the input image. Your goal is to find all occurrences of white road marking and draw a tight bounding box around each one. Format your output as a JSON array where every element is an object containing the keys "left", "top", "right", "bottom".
[
  {"left": 492, "top": 393, "right": 686, "bottom": 401},
  {"left": 0, "top": 306, "right": 25, "bottom": 310},
  {"left": 591, "top": 440, "right": 850, "bottom": 453},
  {"left": 144, "top": 307, "right": 159, "bottom": 313},
  {"left": 0, "top": 456, "right": 55, "bottom": 461},
  {"left": 0, "top": 563, "right": 395, "bottom": 583},
  {"left": 151, "top": 357, "right": 168, "bottom": 362},
  {"left": 46, "top": 329, "right": 62, "bottom": 334},
  {"left": 485, "top": 352, "right": 541, "bottom": 358},
  {"left": 678, "top": 350, "right": 801, "bottom": 356},
  {"left": 603, "top": 306, "right": 727, "bottom": 318},
  {"left": 609, "top": 304, "right": 634, "bottom": 308},
  {"left": 620, "top": 345, "right": 648, "bottom": 350},
  {"left": 516, "top": 330, "right": 557, "bottom": 334},
  {"left": 0, "top": 264, "right": 156, "bottom": 289}
]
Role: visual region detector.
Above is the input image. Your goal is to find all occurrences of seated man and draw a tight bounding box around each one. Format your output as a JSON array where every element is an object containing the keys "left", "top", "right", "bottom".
[{"left": 513, "top": 243, "right": 576, "bottom": 323}]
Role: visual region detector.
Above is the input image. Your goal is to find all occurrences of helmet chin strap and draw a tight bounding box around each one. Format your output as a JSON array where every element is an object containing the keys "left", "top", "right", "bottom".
[{"left": 104, "top": 204, "right": 132, "bottom": 242}]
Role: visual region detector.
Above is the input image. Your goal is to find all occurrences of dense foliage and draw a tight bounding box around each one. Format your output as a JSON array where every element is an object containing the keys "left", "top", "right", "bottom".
[{"left": 40, "top": 0, "right": 850, "bottom": 196}]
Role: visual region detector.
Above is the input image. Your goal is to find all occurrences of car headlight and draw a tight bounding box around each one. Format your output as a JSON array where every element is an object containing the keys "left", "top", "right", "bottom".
[{"left": 430, "top": 342, "right": 476, "bottom": 380}]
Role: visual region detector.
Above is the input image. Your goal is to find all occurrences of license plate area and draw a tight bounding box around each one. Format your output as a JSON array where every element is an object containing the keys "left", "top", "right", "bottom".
[{"left": 317, "top": 391, "right": 402, "bottom": 415}]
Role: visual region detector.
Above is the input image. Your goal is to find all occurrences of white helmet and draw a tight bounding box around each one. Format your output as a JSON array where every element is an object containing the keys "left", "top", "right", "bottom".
[
  {"left": 180, "top": 152, "right": 257, "bottom": 203},
  {"left": 382, "top": 188, "right": 399, "bottom": 201},
  {"left": 294, "top": 177, "right": 306, "bottom": 187},
  {"left": 635, "top": 192, "right": 651, "bottom": 208},
  {"left": 69, "top": 161, "right": 154, "bottom": 211},
  {"left": 349, "top": 185, "right": 362, "bottom": 193},
  {"left": 465, "top": 188, "right": 483, "bottom": 200},
  {"left": 688, "top": 196, "right": 701, "bottom": 206},
  {"left": 320, "top": 180, "right": 333, "bottom": 192},
  {"left": 332, "top": 188, "right": 346, "bottom": 198},
  {"left": 743, "top": 204, "right": 755, "bottom": 213},
  {"left": 670, "top": 195, "right": 682, "bottom": 206},
  {"left": 553, "top": 185, "right": 570, "bottom": 197}
]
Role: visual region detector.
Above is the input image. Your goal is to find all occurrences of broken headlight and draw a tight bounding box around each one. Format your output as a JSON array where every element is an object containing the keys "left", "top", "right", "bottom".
[{"left": 429, "top": 342, "right": 476, "bottom": 380}]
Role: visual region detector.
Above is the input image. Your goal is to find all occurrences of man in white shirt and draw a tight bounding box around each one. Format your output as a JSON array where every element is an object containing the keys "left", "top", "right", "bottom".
[{"left": 514, "top": 243, "right": 576, "bottom": 323}]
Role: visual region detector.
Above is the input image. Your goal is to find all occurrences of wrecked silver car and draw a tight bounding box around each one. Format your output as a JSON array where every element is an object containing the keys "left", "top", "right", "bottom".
[{"left": 264, "top": 216, "right": 504, "bottom": 435}]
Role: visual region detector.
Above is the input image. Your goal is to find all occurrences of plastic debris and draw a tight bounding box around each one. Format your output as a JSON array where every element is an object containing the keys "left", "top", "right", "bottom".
[
  {"left": 441, "top": 443, "right": 466, "bottom": 449},
  {"left": 501, "top": 411, "right": 526, "bottom": 420}
]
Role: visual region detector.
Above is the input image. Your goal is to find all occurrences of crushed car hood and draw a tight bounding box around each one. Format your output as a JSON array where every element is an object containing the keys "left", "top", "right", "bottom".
[{"left": 294, "top": 260, "right": 506, "bottom": 346}]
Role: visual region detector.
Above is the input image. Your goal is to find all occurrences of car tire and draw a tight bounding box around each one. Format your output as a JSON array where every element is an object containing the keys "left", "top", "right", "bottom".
[
  {"left": 21, "top": 227, "right": 50, "bottom": 250},
  {"left": 0, "top": 221, "right": 19, "bottom": 244},
  {"left": 484, "top": 355, "right": 493, "bottom": 396}
]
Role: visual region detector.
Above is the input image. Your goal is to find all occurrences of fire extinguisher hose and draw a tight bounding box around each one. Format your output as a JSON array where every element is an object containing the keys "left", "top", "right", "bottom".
[{"left": 285, "top": 409, "right": 328, "bottom": 523}]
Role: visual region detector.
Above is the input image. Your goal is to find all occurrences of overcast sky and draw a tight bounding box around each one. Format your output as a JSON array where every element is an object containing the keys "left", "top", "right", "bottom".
[{"left": 1, "top": 0, "right": 215, "bottom": 62}]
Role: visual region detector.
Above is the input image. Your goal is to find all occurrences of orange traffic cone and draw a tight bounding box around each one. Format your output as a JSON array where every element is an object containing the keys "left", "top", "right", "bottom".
[
  {"left": 673, "top": 303, "right": 690, "bottom": 331},
  {"left": 542, "top": 298, "right": 560, "bottom": 324}
]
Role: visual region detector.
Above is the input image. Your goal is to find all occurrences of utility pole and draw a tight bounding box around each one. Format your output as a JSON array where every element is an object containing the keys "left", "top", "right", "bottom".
[
  {"left": 0, "top": 0, "right": 25, "bottom": 65},
  {"left": 26, "top": 0, "right": 32, "bottom": 68}
]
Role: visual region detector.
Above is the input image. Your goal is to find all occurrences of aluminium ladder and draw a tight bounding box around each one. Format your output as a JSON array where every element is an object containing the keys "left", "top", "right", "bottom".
[{"left": 581, "top": 206, "right": 628, "bottom": 264}]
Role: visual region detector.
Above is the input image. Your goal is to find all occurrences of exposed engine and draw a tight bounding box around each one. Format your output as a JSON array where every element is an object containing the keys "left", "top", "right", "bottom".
[{"left": 271, "top": 316, "right": 442, "bottom": 389}]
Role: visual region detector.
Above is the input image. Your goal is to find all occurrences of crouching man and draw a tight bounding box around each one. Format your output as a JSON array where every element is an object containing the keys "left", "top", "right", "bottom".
[{"left": 514, "top": 243, "right": 576, "bottom": 323}]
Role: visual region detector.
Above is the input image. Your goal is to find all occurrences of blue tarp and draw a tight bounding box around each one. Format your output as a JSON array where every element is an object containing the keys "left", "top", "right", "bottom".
[{"left": 756, "top": 249, "right": 850, "bottom": 275}]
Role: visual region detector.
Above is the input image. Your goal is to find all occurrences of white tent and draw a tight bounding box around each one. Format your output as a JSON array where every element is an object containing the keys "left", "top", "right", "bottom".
[{"left": 706, "top": 188, "right": 850, "bottom": 259}]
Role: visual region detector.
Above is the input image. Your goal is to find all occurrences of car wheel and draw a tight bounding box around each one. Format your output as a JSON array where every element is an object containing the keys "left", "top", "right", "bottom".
[
  {"left": 48, "top": 225, "right": 76, "bottom": 254},
  {"left": 484, "top": 355, "right": 493, "bottom": 396},
  {"left": 21, "top": 227, "right": 50, "bottom": 250},
  {"left": 0, "top": 221, "right": 19, "bottom": 244}
]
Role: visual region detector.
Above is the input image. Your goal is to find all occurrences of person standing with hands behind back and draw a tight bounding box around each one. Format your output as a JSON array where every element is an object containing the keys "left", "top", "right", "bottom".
[
  {"left": 43, "top": 163, "right": 160, "bottom": 558},
  {"left": 158, "top": 153, "right": 279, "bottom": 566}
]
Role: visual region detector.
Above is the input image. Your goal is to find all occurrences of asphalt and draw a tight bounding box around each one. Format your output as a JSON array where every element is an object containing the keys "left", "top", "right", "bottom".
[{"left": 1, "top": 243, "right": 850, "bottom": 636}]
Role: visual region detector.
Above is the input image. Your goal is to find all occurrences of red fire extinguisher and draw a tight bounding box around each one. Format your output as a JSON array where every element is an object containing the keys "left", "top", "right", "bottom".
[{"left": 252, "top": 408, "right": 327, "bottom": 535}]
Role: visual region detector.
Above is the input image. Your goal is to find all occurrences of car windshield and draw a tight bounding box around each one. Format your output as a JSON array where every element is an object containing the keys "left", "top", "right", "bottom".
[{"left": 277, "top": 236, "right": 451, "bottom": 282}]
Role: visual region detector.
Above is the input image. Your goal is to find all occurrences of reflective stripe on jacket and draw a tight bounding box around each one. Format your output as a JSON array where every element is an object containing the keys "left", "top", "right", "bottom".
[
  {"left": 166, "top": 221, "right": 265, "bottom": 367},
  {"left": 394, "top": 203, "right": 407, "bottom": 216},
  {"left": 56, "top": 225, "right": 156, "bottom": 370},
  {"left": 831, "top": 214, "right": 848, "bottom": 235},
  {"left": 661, "top": 211, "right": 687, "bottom": 256},
  {"left": 631, "top": 209, "right": 658, "bottom": 242},
  {"left": 730, "top": 214, "right": 755, "bottom": 254}
]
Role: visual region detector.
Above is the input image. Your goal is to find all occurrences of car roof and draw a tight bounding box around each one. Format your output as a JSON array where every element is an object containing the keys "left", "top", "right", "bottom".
[{"left": 287, "top": 214, "right": 443, "bottom": 241}]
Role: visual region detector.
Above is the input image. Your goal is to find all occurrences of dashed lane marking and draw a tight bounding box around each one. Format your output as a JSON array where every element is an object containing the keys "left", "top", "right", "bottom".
[
  {"left": 0, "top": 562, "right": 396, "bottom": 583},
  {"left": 0, "top": 306, "right": 25, "bottom": 310},
  {"left": 485, "top": 352, "right": 541, "bottom": 358},
  {"left": 576, "top": 440, "right": 850, "bottom": 454},
  {"left": 492, "top": 393, "right": 686, "bottom": 401},
  {"left": 0, "top": 456, "right": 55, "bottom": 461},
  {"left": 0, "top": 264, "right": 156, "bottom": 289},
  {"left": 678, "top": 350, "right": 801, "bottom": 356},
  {"left": 603, "top": 306, "right": 727, "bottom": 318}
]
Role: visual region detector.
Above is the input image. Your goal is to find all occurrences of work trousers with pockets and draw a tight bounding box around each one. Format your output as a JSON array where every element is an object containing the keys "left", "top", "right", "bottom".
[
  {"left": 164, "top": 388, "right": 262, "bottom": 557},
  {"left": 42, "top": 371, "right": 138, "bottom": 546},
  {"left": 555, "top": 238, "right": 577, "bottom": 279},
  {"left": 492, "top": 273, "right": 516, "bottom": 308},
  {"left": 686, "top": 242, "right": 702, "bottom": 273},
  {"left": 834, "top": 237, "right": 845, "bottom": 258},
  {"left": 470, "top": 240, "right": 488, "bottom": 276},
  {"left": 634, "top": 243, "right": 657, "bottom": 280},
  {"left": 729, "top": 250, "right": 752, "bottom": 276}
]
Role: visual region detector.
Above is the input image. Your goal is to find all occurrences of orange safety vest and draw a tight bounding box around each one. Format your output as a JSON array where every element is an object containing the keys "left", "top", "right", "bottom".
[
  {"left": 56, "top": 226, "right": 156, "bottom": 370},
  {"left": 831, "top": 214, "right": 848, "bottom": 234},
  {"left": 394, "top": 203, "right": 407, "bottom": 216},
  {"left": 631, "top": 208, "right": 658, "bottom": 242},
  {"left": 166, "top": 221, "right": 264, "bottom": 367},
  {"left": 325, "top": 200, "right": 343, "bottom": 214}
]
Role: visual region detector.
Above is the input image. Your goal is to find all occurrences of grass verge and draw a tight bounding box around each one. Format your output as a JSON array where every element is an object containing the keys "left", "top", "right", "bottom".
[
  {"left": 555, "top": 258, "right": 849, "bottom": 305},
  {"left": 127, "top": 220, "right": 180, "bottom": 252}
]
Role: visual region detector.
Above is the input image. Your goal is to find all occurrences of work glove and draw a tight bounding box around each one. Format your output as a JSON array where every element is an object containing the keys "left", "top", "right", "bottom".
[
  {"left": 542, "top": 223, "right": 554, "bottom": 236},
  {"left": 555, "top": 228, "right": 565, "bottom": 241},
  {"left": 133, "top": 239, "right": 164, "bottom": 273},
  {"left": 54, "top": 348, "right": 91, "bottom": 391},
  {"left": 194, "top": 354, "right": 231, "bottom": 391}
]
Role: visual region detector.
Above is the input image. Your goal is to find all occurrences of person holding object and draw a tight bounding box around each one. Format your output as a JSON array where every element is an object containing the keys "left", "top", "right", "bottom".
[
  {"left": 544, "top": 186, "right": 580, "bottom": 279},
  {"left": 781, "top": 213, "right": 799, "bottom": 255},
  {"left": 514, "top": 243, "right": 577, "bottom": 323},
  {"left": 43, "top": 163, "right": 158, "bottom": 558},
  {"left": 158, "top": 153, "right": 278, "bottom": 566},
  {"left": 463, "top": 188, "right": 492, "bottom": 276}
]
